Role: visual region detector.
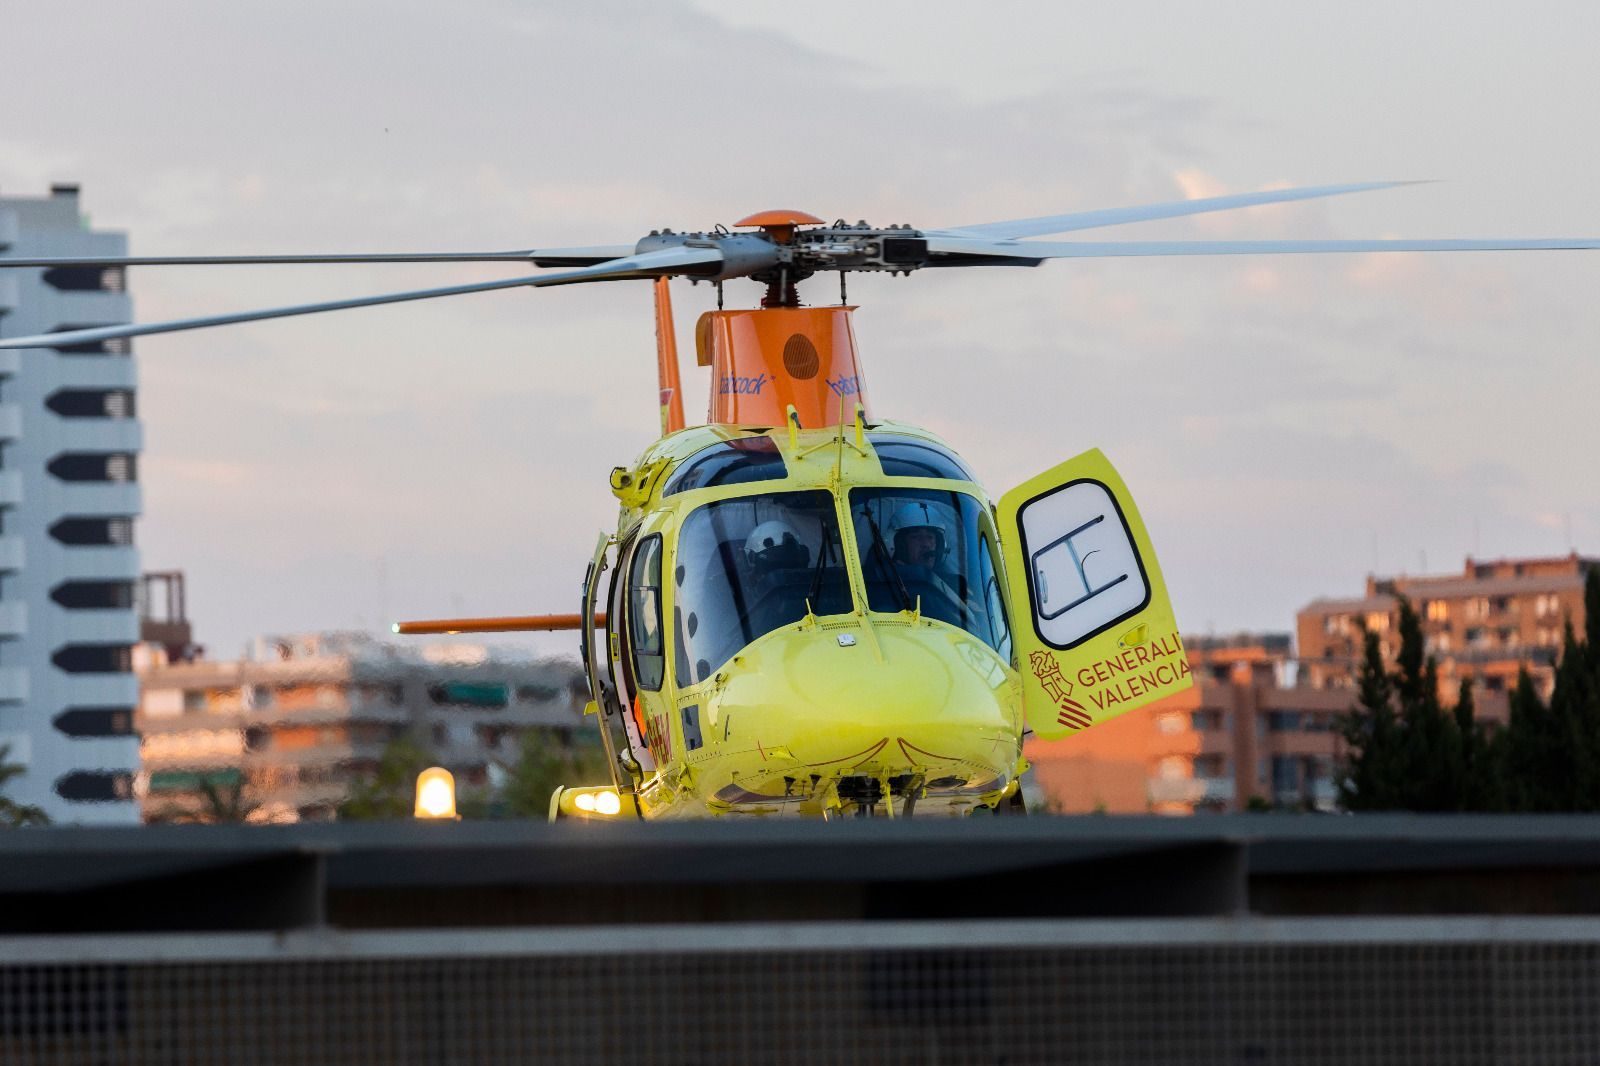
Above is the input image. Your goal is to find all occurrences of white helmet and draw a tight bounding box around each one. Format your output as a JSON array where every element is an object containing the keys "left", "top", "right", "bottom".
[
  {"left": 885, "top": 500, "right": 951, "bottom": 564},
  {"left": 744, "top": 519, "right": 807, "bottom": 572}
]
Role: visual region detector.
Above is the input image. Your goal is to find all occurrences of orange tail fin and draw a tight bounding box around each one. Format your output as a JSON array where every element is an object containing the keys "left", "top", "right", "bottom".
[{"left": 655, "top": 277, "right": 685, "bottom": 435}]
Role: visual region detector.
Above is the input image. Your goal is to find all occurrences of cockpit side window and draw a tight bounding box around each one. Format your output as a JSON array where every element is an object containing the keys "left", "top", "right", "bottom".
[
  {"left": 662, "top": 436, "right": 787, "bottom": 497},
  {"left": 673, "top": 490, "right": 851, "bottom": 686},
  {"left": 628, "top": 535, "right": 665, "bottom": 691},
  {"left": 867, "top": 433, "right": 977, "bottom": 481},
  {"left": 978, "top": 532, "right": 1013, "bottom": 665},
  {"left": 849, "top": 487, "right": 1010, "bottom": 657}
]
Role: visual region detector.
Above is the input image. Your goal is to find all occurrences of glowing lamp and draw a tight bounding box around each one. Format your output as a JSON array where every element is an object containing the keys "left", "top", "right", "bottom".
[
  {"left": 571, "top": 789, "right": 622, "bottom": 816},
  {"left": 414, "top": 767, "right": 457, "bottom": 819}
]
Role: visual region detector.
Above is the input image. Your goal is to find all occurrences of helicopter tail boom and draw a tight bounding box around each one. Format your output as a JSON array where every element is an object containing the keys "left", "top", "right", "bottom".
[{"left": 392, "top": 613, "right": 605, "bottom": 635}]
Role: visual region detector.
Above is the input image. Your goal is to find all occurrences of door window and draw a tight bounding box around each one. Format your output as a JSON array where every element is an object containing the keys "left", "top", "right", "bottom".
[{"left": 628, "top": 535, "right": 665, "bottom": 691}]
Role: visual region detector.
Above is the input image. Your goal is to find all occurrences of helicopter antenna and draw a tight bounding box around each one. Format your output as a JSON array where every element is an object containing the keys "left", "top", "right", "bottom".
[{"left": 833, "top": 390, "right": 848, "bottom": 485}]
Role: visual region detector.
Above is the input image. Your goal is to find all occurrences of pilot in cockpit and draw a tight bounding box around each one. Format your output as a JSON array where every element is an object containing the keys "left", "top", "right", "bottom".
[
  {"left": 884, "top": 501, "right": 971, "bottom": 622},
  {"left": 886, "top": 502, "right": 952, "bottom": 576},
  {"left": 744, "top": 519, "right": 810, "bottom": 585}
]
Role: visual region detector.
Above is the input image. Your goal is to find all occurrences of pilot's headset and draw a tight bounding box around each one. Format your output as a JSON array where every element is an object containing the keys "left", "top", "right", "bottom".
[
  {"left": 744, "top": 519, "right": 809, "bottom": 574},
  {"left": 885, "top": 501, "right": 952, "bottom": 566}
]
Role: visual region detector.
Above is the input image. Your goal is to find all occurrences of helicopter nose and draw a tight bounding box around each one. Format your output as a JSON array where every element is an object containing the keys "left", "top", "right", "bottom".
[{"left": 711, "top": 621, "right": 1018, "bottom": 772}]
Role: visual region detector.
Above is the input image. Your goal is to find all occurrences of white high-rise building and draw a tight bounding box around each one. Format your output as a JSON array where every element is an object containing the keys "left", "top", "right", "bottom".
[{"left": 0, "top": 184, "right": 141, "bottom": 824}]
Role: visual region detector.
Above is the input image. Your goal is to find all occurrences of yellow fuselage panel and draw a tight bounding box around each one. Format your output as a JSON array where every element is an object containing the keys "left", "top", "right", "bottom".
[{"left": 606, "top": 421, "right": 1025, "bottom": 818}]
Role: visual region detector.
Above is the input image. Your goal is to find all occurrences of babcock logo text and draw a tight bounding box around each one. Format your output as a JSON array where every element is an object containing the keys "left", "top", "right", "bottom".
[
  {"left": 720, "top": 373, "right": 771, "bottom": 395},
  {"left": 826, "top": 374, "right": 861, "bottom": 397}
]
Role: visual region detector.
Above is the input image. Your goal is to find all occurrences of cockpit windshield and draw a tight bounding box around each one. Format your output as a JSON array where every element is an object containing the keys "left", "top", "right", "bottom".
[
  {"left": 850, "top": 487, "right": 1012, "bottom": 659},
  {"left": 662, "top": 436, "right": 787, "bottom": 497},
  {"left": 673, "top": 490, "right": 851, "bottom": 686}
]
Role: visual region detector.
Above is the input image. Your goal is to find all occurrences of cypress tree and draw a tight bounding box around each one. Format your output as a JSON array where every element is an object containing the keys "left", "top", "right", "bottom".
[
  {"left": 1501, "top": 569, "right": 1600, "bottom": 811},
  {"left": 1339, "top": 626, "right": 1403, "bottom": 810},
  {"left": 1541, "top": 571, "right": 1600, "bottom": 808},
  {"left": 1339, "top": 596, "right": 1489, "bottom": 811},
  {"left": 1455, "top": 679, "right": 1505, "bottom": 811}
]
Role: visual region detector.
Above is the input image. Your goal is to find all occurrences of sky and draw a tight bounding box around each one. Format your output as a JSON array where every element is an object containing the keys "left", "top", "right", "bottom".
[{"left": 2, "top": 0, "right": 1597, "bottom": 658}]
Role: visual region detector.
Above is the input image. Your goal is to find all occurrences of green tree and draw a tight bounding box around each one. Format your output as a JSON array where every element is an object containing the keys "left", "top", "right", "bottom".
[
  {"left": 151, "top": 773, "right": 261, "bottom": 825},
  {"left": 0, "top": 743, "right": 49, "bottom": 828},
  {"left": 492, "top": 733, "right": 614, "bottom": 819},
  {"left": 1503, "top": 569, "right": 1600, "bottom": 811},
  {"left": 1455, "top": 679, "right": 1506, "bottom": 811},
  {"left": 1339, "top": 627, "right": 1404, "bottom": 810},
  {"left": 339, "top": 734, "right": 435, "bottom": 820},
  {"left": 1340, "top": 597, "right": 1493, "bottom": 811}
]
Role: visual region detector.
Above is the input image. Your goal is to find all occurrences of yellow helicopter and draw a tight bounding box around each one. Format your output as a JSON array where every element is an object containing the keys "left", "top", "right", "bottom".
[{"left": 3, "top": 184, "right": 1596, "bottom": 819}]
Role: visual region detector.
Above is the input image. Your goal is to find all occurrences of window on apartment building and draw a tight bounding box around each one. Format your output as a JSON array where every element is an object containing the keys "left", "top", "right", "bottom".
[
  {"left": 41, "top": 266, "right": 125, "bottom": 293},
  {"left": 1484, "top": 676, "right": 1506, "bottom": 693},
  {"left": 51, "top": 512, "right": 136, "bottom": 544},
  {"left": 357, "top": 683, "right": 405, "bottom": 706},
  {"left": 52, "top": 706, "right": 134, "bottom": 737},
  {"left": 427, "top": 681, "right": 510, "bottom": 708},
  {"left": 1465, "top": 627, "right": 1487, "bottom": 646},
  {"left": 49, "top": 580, "right": 135, "bottom": 609},
  {"left": 47, "top": 452, "right": 137, "bottom": 483},
  {"left": 45, "top": 388, "right": 136, "bottom": 419},
  {"left": 1535, "top": 594, "right": 1561, "bottom": 619},
  {"left": 1322, "top": 614, "right": 1349, "bottom": 636},
  {"left": 1303, "top": 713, "right": 1337, "bottom": 733},
  {"left": 1465, "top": 598, "right": 1490, "bottom": 621},
  {"left": 45, "top": 325, "right": 131, "bottom": 355},
  {"left": 1365, "top": 612, "right": 1390, "bottom": 633},
  {"left": 51, "top": 643, "right": 133, "bottom": 673},
  {"left": 1267, "top": 711, "right": 1302, "bottom": 732},
  {"left": 1425, "top": 600, "right": 1449, "bottom": 622},
  {"left": 54, "top": 771, "right": 134, "bottom": 802}
]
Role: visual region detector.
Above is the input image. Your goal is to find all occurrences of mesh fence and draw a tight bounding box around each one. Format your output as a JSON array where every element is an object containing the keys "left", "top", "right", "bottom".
[{"left": 4, "top": 937, "right": 1600, "bottom": 1064}]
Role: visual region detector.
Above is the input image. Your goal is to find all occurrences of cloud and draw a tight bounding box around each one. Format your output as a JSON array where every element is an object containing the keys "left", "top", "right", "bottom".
[{"left": 5, "top": 1, "right": 1596, "bottom": 652}]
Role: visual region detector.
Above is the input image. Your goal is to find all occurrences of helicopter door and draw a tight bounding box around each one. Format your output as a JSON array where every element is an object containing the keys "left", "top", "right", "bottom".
[
  {"left": 995, "top": 448, "right": 1193, "bottom": 741},
  {"left": 605, "top": 536, "right": 653, "bottom": 764},
  {"left": 581, "top": 532, "right": 627, "bottom": 792}
]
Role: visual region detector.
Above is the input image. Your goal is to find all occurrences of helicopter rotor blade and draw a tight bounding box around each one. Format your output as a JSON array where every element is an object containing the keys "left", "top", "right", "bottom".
[
  {"left": 0, "top": 245, "right": 637, "bottom": 269},
  {"left": 0, "top": 245, "right": 722, "bottom": 350},
  {"left": 922, "top": 235, "right": 1600, "bottom": 263},
  {"left": 931, "top": 180, "right": 1426, "bottom": 240}
]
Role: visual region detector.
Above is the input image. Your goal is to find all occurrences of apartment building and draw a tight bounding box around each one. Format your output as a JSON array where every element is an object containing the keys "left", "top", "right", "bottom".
[
  {"left": 136, "top": 631, "right": 587, "bottom": 822},
  {"left": 1298, "top": 553, "right": 1595, "bottom": 700},
  {"left": 0, "top": 185, "right": 142, "bottom": 824},
  {"left": 1025, "top": 632, "right": 1515, "bottom": 814}
]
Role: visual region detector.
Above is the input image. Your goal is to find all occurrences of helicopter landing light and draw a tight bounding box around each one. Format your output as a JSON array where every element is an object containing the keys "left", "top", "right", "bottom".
[{"left": 556, "top": 786, "right": 637, "bottom": 820}]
